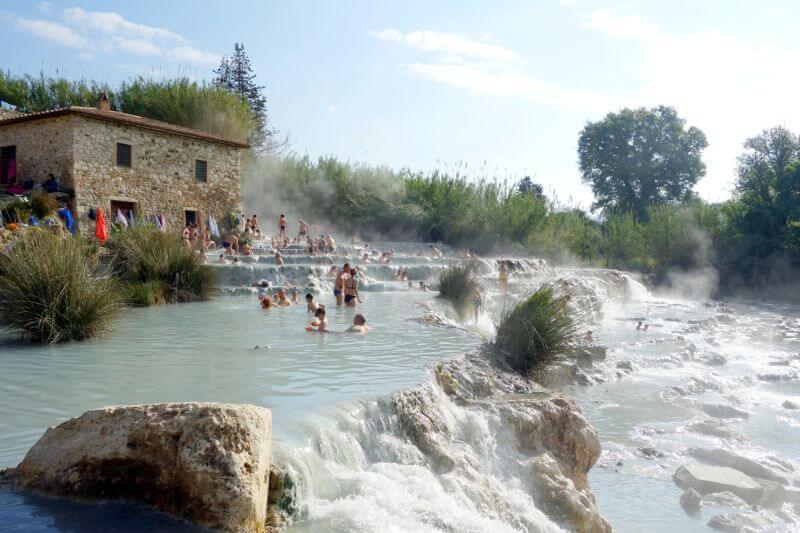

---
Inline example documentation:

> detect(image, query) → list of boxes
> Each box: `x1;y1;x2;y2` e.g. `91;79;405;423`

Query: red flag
95;207;108;243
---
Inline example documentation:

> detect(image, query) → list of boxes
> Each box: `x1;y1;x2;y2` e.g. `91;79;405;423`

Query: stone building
0;95;247;232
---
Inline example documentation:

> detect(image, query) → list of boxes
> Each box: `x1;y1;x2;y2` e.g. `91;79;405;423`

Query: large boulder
3;403;272;532
674;464;763;504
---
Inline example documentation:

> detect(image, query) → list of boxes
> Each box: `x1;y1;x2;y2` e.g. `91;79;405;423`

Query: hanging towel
127;210;135;226
157;213;167;232
116;209;129;227
57;207;76;235
209;215;220;238
95;208;108;243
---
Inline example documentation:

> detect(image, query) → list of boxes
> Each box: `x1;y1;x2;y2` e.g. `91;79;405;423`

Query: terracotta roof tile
0;106;250;149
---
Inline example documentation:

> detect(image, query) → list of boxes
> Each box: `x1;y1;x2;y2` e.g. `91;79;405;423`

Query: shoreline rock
2;403;271;532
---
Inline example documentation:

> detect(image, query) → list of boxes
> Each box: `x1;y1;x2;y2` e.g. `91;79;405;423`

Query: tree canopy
578;106;708;221
726;127;800;269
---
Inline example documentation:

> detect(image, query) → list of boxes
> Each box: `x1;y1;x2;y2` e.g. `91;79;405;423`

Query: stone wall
71;116;242;232
0;116;76;188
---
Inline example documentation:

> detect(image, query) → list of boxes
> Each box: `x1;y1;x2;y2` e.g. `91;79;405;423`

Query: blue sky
2;0;799;207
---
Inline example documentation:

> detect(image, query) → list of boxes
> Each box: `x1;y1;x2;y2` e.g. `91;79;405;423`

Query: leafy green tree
722;127;800;280
578;106;708;221
734;127;799;245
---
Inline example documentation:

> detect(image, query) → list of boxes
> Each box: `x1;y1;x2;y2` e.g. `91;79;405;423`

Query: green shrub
0;231;123;343
28;191;59;219
438;264;478;315
120;280;165;306
494;287;578;374
106;226;217;303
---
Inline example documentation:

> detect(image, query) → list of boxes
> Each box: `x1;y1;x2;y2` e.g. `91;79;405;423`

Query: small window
195;159;207;182
116;143;132;167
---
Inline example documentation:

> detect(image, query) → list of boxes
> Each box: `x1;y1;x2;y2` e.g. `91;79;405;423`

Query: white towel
116;209;128;227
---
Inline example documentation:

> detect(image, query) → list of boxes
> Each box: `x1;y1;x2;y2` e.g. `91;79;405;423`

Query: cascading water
2;239;798;531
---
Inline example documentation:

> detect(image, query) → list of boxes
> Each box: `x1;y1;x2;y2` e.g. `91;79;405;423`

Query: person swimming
292;287;299;304
344;268;361;307
261;295;274;309
472;288;482;323
346;313;371;333
636;320;643;331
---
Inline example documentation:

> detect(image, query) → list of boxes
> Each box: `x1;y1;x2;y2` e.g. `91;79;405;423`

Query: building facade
0;100;247;232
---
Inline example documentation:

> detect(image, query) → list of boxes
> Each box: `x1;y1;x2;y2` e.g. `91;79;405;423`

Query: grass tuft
493;287;578;374
438;264;478;316
0;231;123;343
106;226;217;303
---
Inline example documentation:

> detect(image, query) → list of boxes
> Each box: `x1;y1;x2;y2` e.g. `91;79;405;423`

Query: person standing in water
344;268;362;307
298;219;309;238
278;214;288;238
498;262;509;293
308;307;329;332
334;263;350;306
306;293;320;312
472;288;482;323
276;289;292;307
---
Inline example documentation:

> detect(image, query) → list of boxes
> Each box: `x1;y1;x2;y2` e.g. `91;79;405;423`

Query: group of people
255;268;369;334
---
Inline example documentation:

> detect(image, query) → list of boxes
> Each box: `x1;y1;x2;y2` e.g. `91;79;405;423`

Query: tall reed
0;231;122;343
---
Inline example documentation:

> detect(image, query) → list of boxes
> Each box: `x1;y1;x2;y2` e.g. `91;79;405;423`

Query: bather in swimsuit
344;294;355;304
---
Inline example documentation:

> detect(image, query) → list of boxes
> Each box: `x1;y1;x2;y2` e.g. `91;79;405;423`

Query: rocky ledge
0;403;272;532
418;350;611;532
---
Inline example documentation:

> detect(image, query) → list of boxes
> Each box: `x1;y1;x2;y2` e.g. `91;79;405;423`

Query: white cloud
372;28;520;64
583;9;800;200
168;46;220;66
16;18;87;48
63;7;184;44
13;6;218;66
37;1;52;14
406;62;613;110
114;37;162;56
373;28;610;112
